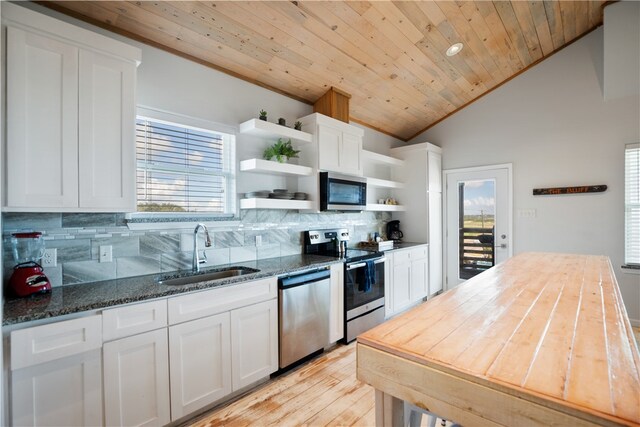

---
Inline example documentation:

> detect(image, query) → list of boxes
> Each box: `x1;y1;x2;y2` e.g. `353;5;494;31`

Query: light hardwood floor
186;326;640;427
185;342;442;427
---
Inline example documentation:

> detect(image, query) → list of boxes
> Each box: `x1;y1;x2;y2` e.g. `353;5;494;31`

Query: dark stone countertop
387;241;429;250
3;254;342;326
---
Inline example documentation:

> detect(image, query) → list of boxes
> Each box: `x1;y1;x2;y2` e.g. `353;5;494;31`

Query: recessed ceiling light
446;43;464;57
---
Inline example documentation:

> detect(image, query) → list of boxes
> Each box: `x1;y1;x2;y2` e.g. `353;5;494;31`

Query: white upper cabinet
317;124;343;172
428;151;442;192
78;50;136;210
3;3;141;212
299;113;364;177
340;131;363;175
6;26;79;209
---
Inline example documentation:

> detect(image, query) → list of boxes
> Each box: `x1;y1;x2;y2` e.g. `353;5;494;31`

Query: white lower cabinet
169;312;232;421
410;253;429;301
230;299;278;390
103;329;171;427
392;256;412;314
10;316;104;426
12;349;103;427
387;245;430;317
8;276;281;426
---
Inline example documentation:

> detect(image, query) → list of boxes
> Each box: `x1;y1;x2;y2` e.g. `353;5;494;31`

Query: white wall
604;1;640;100
409;27;640;323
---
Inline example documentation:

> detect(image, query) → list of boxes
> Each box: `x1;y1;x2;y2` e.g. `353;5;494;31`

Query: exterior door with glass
444;165;512;289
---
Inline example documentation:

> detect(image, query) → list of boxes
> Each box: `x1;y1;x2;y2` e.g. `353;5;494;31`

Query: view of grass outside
137;203;186;212
463;214;495;229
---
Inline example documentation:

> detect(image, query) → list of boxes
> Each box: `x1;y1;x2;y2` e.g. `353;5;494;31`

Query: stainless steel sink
157;267;260;286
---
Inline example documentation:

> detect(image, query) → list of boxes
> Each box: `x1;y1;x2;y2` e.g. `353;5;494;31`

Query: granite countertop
3;254;342;326
386;241;428;250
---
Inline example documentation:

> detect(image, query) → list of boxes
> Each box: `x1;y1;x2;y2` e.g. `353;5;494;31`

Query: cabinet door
410;257;429;301
6;26;79;209
230;299;278;390
429;192;443;294
329;263;344;342
317;124;342;172
169;312;231;420
428;151;442;192
103;329;171;427
392;261;412;314
78;50;136;211
340;131;363;176
12;349;103;427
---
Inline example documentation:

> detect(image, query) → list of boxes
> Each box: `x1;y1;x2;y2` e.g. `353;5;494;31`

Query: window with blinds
625;143;640;266
136;116;235;214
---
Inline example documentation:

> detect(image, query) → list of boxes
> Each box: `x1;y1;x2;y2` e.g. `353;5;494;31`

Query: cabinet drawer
410;246;428;260
393;250;411;265
103;299;167;341
168;277;277;325
11;315;102;370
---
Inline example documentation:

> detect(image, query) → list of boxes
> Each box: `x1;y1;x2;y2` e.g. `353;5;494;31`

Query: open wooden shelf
367;177;405;189
240;158;313;176
366;204;406;212
240;198;314;210
363;150;404;166
239;118;312;143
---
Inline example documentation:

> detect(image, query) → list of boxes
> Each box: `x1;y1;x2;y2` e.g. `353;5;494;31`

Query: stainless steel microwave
319;172;367;211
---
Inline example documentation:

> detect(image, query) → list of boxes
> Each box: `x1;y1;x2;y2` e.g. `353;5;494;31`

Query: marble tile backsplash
2;211;390;287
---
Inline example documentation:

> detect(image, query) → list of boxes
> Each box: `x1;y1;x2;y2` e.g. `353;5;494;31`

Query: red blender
9;232;51;297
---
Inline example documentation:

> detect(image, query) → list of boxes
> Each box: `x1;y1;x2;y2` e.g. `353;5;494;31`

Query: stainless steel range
304;229;386;343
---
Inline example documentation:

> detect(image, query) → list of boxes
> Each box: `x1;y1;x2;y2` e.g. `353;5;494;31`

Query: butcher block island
357;253;640;427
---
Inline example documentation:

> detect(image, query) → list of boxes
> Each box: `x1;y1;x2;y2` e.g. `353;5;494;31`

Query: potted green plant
263;138;300;163
259;109;267;121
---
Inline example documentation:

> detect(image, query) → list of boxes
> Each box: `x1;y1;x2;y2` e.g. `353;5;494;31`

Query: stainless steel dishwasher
278;267;331;370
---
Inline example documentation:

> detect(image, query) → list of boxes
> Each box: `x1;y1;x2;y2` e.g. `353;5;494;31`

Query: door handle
499;243;507;249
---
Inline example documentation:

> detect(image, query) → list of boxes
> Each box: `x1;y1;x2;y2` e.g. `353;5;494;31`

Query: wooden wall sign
533;185;607;196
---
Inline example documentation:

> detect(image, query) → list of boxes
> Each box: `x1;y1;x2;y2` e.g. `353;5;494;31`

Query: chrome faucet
192;223;212;272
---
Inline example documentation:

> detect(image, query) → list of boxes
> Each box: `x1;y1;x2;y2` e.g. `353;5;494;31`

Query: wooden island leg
375;389;405;426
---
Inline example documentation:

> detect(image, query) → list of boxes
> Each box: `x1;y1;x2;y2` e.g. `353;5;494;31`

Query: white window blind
625;143;640;265
136;117;235;214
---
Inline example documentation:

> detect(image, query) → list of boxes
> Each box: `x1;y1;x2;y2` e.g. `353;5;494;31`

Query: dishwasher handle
279;268;331;289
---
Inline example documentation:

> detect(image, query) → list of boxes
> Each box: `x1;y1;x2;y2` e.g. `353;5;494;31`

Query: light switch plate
100;245;113;263
518;209;537;218
42;248;57;267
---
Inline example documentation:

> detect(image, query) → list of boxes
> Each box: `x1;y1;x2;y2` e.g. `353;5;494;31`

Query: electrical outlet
99;245;113;263
255;235;262;246
42;248;57;267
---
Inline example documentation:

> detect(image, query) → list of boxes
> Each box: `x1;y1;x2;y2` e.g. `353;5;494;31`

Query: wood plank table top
357;252;640;426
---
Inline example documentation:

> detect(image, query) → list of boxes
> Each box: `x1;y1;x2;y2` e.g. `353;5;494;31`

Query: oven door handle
346;257;386;270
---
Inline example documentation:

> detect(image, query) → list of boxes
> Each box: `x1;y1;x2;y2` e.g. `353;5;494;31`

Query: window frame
130;106;237;220
624;142;640;271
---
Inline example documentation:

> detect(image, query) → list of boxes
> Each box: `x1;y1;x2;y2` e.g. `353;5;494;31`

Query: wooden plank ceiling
43;1;606;141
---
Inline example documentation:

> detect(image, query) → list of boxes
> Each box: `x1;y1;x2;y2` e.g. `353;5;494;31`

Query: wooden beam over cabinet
314;87;351;124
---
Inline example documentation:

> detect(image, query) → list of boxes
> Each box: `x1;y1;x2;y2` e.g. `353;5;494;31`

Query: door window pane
458;179;496;279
